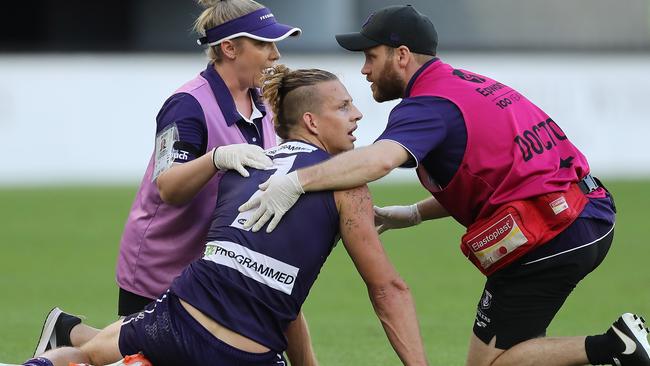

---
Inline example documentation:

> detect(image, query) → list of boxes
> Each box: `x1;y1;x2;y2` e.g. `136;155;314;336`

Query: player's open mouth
348;126;357;141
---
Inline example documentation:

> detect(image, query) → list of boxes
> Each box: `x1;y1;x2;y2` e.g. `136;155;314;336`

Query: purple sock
23;357;54;366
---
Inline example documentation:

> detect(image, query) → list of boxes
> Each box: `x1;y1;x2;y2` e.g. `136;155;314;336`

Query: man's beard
372;60;405;102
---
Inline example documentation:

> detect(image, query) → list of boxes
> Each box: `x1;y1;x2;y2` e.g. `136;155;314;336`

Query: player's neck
286;132;326;152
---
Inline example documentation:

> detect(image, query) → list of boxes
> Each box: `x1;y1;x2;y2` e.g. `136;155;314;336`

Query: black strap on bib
577;174;599;194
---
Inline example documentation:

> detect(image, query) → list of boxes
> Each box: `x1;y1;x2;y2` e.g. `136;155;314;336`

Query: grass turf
0;180;648;365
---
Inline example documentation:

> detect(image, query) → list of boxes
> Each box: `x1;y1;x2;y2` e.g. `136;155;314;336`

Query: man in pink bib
238;5;649;366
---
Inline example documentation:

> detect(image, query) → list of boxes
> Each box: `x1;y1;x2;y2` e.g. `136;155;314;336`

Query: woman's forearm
156;152;217;205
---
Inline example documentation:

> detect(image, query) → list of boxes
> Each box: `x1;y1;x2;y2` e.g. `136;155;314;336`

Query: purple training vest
116;74;277;299
411;60;590;227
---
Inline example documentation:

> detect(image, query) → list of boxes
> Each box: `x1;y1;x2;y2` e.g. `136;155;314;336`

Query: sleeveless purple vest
116;74;277;299
411;60;590;227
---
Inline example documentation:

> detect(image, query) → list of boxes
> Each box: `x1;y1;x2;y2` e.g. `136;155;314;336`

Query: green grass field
0;181;648;365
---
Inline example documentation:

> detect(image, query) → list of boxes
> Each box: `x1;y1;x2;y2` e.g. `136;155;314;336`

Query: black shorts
472;218;614;349
118;288;155;316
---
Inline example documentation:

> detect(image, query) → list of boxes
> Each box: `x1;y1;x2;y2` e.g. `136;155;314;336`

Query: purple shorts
118;292;286;366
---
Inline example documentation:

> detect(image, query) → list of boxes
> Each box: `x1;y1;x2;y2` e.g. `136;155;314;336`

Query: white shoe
610;313;650;366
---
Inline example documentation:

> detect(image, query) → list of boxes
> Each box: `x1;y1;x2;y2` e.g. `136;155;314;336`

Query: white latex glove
374;204;422;234
238;171;304;233
212;144;273;177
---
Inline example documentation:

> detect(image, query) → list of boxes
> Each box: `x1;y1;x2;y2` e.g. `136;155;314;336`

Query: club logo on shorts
480;290;493;309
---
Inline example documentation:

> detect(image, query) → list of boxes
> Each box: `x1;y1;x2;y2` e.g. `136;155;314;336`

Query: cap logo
362;13;375;28
260;13;274;21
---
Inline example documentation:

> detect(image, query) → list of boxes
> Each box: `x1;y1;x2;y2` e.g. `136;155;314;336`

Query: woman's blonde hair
262;64;338;139
194;0;265;63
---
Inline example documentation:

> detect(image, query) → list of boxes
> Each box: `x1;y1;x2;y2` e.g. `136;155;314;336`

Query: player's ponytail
261;65;338;139
194;0;265;62
261;65;291;139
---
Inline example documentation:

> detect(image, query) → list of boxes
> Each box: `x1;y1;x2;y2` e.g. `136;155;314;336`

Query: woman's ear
302;112;319;135
220;40;238;60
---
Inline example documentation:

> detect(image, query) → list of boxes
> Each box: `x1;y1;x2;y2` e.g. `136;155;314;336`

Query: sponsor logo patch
550;196;569;215
204;241;299;295
466;214;529;269
172;149;189;161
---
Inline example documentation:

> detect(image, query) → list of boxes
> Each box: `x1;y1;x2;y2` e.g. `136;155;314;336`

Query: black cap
335;5;437;55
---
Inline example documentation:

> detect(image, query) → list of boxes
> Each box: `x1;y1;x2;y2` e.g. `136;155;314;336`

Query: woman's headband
198;7;301;46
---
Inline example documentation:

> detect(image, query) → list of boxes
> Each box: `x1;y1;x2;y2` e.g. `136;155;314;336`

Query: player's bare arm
284;312;319;366
335;185;428;366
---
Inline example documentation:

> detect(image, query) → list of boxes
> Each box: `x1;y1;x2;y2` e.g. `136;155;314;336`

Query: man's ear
302;112;319;135
396;46;411;68
220;40;238;60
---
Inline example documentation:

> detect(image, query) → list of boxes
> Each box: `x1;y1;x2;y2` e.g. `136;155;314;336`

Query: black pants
473;218;615;349
118;287;155;316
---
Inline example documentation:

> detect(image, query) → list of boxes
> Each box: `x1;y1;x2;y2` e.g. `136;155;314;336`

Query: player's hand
374;204;422;234
212;144;273;177
238;171;304;232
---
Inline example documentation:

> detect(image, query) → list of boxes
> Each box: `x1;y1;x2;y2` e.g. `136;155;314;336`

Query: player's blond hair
261;65;338;139
194;0;265;63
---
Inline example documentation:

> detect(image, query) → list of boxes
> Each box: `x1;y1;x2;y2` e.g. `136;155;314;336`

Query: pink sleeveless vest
116;74;277;299
412;60;590;227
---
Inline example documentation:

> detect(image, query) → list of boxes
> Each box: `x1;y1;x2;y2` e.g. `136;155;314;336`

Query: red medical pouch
460;183;588;276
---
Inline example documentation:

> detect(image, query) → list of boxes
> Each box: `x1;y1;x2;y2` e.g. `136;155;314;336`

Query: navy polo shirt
155;63;267;163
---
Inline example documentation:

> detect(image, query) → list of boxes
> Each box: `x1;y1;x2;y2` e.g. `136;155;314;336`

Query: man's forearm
298;140;409;192
370;280;428;366
416;196;450;221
